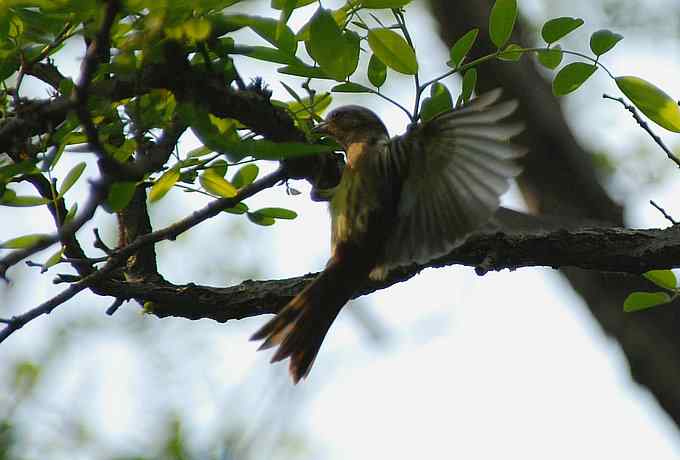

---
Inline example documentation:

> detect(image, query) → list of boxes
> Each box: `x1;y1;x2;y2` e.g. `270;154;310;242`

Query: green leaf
149;167;179;203
280;80;303;102
0;233;49;249
271;0;316;8
278;63;334;80
186;145;214;158
360;0;412;7
0;50;19;81
461;68;477;104
276;0;296;42
200;167;238;198
287;92;332;119
332;82;372;93
449;28;478;69
1;195;50;207
11;359;43;392
367;28;418;75
220;15;297;55
590;29;623;56
124;90;175;131
58;78;75;97
57;162;86;197
224;202;249;214
231;164;259;188
498;43;524;61
488;0;517;48
420;83;453;122
189;108;242;161
643;270;677;291
307;8;359;81
228;45;301;65
225;139;334;160
43;246;64;272
295;6;348;41
105;181;137;212
615;76;680;132
64;202;78;224
367;54;387;87
247;212;276;226
210;159;229;177
183;18;212;41
537;45;563;69
253;207;298;219
0;160;39;182
624;291;672;312
552;62;597;96
541;17;584;44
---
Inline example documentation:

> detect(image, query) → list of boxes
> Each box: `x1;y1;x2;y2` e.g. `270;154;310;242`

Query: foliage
0;0;677;251
624;270;678;312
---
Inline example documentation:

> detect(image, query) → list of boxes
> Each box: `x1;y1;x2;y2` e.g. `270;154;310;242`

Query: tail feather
250;258;362;383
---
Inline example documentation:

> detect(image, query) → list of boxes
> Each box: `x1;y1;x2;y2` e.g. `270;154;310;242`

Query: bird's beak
312;121;330;135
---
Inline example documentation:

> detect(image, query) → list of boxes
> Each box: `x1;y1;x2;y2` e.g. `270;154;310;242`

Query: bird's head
314;105;389;149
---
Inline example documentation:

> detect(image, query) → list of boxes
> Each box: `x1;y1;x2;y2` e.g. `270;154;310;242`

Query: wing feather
371;89;526;277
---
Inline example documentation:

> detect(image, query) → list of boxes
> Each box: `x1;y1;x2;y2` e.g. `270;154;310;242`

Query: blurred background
2;0;680;458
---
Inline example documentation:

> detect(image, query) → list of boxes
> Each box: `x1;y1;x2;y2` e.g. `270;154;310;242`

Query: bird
251;88;527;383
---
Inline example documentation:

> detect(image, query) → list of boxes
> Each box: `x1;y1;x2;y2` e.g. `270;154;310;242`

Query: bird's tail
250;257;362;383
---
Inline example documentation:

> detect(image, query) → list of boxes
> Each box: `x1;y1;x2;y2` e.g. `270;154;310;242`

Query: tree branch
68;223;680;325
0;0;121;280
115;117;189;280
0;53;341;186
0;167;287;343
603;94;680;169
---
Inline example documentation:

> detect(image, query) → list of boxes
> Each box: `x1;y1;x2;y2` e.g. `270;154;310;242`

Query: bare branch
650;200;678;225
603;93;680;169
0;280;89;343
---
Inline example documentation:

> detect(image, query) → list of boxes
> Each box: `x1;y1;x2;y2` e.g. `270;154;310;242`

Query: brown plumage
251;89;527;383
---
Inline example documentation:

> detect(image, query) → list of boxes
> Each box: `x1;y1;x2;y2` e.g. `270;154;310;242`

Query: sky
2;0;680;458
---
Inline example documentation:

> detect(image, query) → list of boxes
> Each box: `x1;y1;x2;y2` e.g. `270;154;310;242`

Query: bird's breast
329;143;395;252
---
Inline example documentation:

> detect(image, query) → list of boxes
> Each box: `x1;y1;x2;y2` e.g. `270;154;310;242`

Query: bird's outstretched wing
371;89;527;278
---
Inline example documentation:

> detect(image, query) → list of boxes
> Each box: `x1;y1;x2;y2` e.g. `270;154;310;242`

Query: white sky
2;0;680;458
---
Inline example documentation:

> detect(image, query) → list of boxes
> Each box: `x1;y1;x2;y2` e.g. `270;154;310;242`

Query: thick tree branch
79;223;680;325
116;118;189;280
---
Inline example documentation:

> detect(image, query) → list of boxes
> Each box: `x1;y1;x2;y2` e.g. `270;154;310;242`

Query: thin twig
0;167;287;343
106;298;125;315
650;200;678;225
603;94;680;169
393;9;419;121
72;0;120;163
0;0;121;281
0;179;108;280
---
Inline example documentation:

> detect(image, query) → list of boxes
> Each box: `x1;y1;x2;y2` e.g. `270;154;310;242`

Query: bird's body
251;89;527;382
